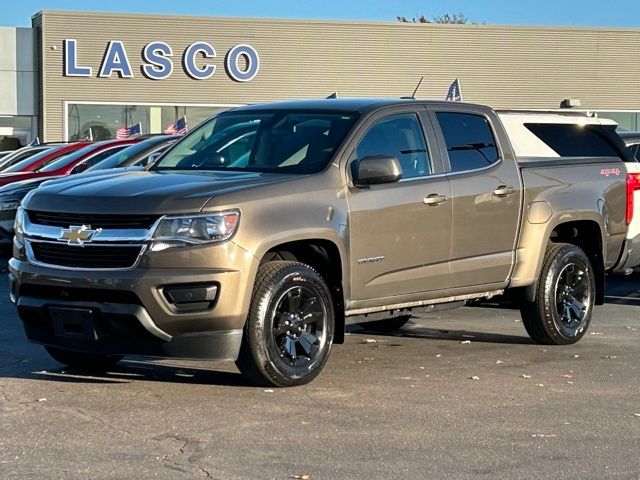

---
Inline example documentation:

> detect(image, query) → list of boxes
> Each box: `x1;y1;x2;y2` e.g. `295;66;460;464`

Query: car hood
24;169;298;214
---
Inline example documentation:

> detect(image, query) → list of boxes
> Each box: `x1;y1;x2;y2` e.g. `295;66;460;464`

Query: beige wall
35;10;640;141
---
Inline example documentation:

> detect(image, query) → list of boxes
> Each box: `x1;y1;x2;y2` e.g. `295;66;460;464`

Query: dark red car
0;143;88;176
0;139;143;188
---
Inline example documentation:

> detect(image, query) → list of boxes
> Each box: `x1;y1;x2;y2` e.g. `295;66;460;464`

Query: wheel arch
257;236;347;344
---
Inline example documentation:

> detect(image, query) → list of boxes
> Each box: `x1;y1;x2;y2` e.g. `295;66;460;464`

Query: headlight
14;206;25;243
150;210;240;251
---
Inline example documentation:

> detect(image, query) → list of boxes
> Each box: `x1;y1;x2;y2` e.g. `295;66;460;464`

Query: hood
24;169;298;214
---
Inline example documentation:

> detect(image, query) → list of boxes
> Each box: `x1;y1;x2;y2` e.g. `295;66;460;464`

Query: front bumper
8;241;258;360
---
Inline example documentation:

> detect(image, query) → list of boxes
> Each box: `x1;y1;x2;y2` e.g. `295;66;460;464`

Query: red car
0;139;143;188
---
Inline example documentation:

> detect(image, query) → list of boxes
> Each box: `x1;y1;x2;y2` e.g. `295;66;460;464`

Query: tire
45;346;123;370
357;315;411;333
520;243;595;345
236;261;335;387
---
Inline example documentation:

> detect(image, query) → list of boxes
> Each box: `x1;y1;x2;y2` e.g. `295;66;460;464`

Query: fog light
162;283;218;312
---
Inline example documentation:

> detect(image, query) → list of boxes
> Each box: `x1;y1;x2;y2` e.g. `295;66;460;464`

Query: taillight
626;173;640;224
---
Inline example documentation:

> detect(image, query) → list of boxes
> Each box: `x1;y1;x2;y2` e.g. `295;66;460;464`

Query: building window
67;104;233;141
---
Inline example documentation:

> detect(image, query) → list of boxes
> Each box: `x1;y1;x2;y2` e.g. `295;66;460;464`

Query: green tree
397;13;480;24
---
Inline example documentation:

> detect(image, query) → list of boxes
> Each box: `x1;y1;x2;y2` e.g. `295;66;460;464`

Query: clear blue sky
2;0;640;28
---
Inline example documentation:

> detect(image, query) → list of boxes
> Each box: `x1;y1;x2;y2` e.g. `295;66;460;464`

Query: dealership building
1;10;640;147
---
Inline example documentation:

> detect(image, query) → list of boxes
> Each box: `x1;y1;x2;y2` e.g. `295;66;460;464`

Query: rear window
525;123;623;158
436;112;501;173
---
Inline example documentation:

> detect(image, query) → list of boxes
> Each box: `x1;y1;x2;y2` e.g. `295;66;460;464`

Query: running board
345;289;504;317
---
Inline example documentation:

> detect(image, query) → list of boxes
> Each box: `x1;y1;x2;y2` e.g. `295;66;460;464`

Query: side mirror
144;152;162;166
351;155;403;187
71;163;89;174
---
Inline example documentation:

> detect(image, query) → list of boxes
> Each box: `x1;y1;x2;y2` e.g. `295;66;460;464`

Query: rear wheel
236;261;335;387
45;347;123;370
520;243;595;345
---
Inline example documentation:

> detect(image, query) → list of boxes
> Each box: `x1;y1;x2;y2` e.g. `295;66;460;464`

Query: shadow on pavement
0;356;254;387
350;322;533;345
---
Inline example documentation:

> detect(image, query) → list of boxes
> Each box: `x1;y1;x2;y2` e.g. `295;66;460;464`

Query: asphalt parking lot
1;262;639;480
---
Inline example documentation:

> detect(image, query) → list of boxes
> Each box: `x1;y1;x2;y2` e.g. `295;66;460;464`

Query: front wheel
520;243;595;345
236;261;335;387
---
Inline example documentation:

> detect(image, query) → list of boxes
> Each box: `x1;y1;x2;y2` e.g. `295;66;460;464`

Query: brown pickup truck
8;99;632;387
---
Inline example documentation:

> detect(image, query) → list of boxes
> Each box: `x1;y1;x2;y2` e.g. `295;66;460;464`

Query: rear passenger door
345;108;452;302
431;109;522;289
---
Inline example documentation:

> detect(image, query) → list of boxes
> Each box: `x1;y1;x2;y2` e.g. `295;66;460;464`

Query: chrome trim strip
25;239;147;272
23;214;159;242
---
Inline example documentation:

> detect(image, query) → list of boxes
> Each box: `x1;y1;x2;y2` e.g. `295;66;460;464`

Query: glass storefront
67;104;233;141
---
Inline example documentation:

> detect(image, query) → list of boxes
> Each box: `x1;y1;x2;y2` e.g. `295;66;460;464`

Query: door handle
493;185;516;197
424;194;448;206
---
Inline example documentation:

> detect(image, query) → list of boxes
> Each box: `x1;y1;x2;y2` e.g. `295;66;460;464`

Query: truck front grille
27;211;158;230
30;242;143;269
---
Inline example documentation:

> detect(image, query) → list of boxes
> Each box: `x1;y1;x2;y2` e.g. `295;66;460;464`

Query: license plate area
49;306;97;340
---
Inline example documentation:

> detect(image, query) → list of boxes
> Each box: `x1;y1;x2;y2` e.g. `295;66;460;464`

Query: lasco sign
63;39;260;82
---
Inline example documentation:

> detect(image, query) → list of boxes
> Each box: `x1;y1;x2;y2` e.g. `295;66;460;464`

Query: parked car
0;143;88;180
0;151;13;159
0;136;178;244
0;144;59;171
613;131;640;270
9;98;631;387
619;132;640;160
0;139;142;188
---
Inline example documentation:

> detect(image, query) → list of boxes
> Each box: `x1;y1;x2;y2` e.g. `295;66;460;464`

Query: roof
617;131;640;145
230;97;491;114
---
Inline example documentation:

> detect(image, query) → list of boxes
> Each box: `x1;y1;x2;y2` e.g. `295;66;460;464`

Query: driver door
345;108;452;303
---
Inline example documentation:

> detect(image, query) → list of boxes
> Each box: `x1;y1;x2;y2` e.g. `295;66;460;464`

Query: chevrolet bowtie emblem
59;225;102;246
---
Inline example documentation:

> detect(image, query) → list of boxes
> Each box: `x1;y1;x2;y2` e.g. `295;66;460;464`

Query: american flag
445;78;463;102
164;116;188;135
116;123;142;140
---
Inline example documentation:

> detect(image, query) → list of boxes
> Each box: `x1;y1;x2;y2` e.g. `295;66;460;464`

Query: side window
85;146;128;167
436;112;501;173
355;114;431;179
629;144;640;162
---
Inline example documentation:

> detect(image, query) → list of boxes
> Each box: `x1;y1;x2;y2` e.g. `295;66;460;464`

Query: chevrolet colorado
8;99;632;386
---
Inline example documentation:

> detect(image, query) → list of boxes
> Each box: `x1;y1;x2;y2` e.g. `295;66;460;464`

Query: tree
397;13;480;24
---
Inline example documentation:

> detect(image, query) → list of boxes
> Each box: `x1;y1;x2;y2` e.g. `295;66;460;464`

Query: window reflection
67;104;232;140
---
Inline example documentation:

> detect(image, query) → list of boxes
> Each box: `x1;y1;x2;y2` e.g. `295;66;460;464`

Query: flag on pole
164;116;188;135
116;123;142;140
445;78;463;102
80;128;93;142
28;137;40;147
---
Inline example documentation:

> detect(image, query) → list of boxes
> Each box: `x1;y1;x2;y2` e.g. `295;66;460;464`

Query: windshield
3;147;74;173
152;110;359;174
37;143;106;172
87;137;173;171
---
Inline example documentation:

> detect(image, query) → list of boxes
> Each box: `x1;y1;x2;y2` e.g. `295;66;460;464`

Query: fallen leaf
495;360;504;364
634;413;640;417
572;355;580;358
521;374;532;379
436;354;442;358
567;381;574;385
562;374;573;378
37;398;47;402
589;332;604;336
290;475;310;480
468;376;480;381
263;389;274;393
536;384;545;387
460;340;471;344
601;355;619;359
531;434;556;438
361;338;377;344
